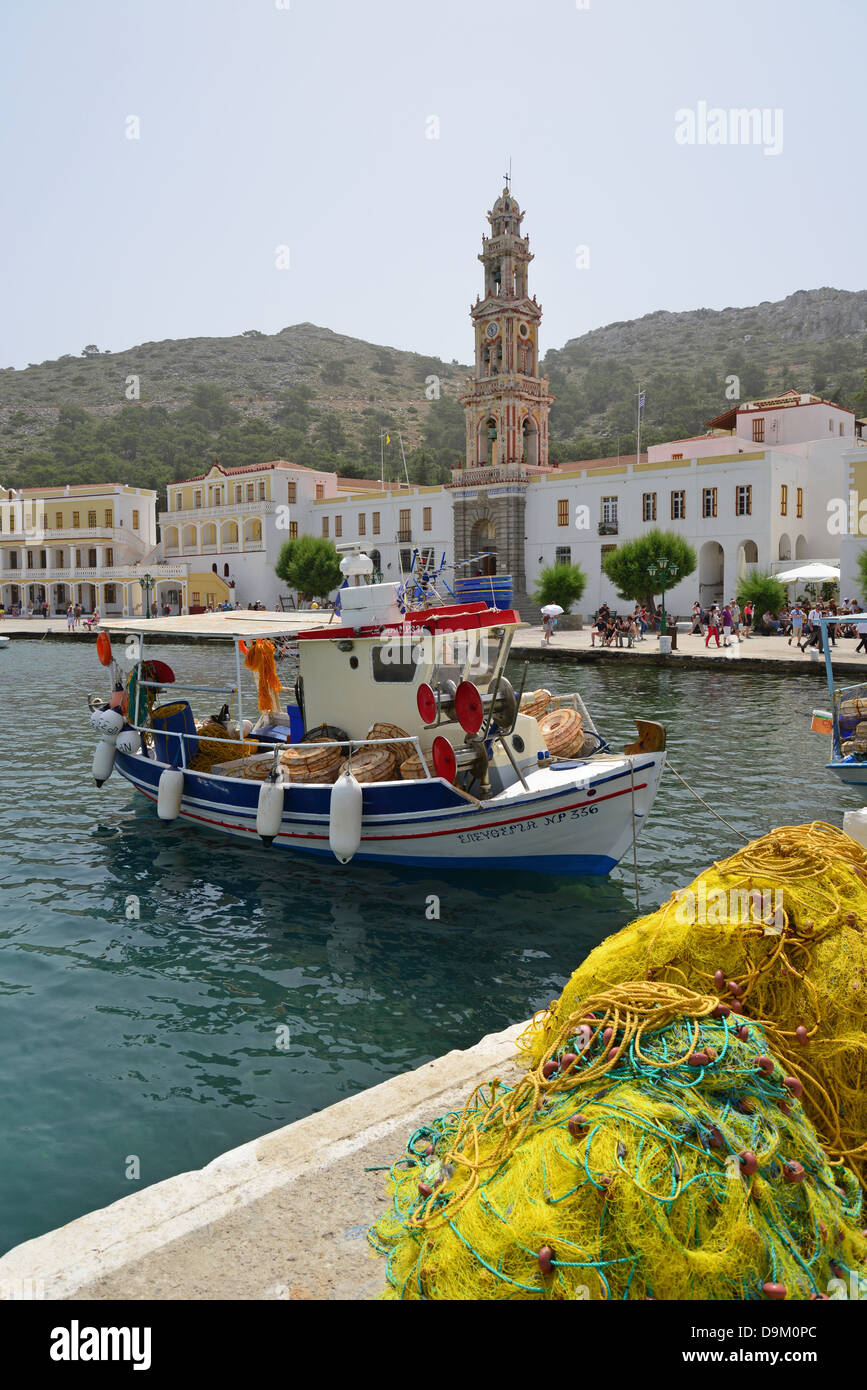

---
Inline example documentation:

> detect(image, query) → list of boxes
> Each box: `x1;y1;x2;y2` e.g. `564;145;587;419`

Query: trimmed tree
530;561;586;611
276;535;342;603
602;530;697;611
736;570;787;630
856;549;867;606
533;563;587;612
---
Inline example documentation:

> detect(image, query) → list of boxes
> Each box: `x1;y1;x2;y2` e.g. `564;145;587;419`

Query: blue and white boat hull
112;749;666;875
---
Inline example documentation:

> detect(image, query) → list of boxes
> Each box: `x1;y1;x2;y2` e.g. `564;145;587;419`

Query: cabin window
371;641;419;684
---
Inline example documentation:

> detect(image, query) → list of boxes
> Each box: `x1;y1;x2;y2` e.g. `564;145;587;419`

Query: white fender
90;707;125;742
157;767;185;821
256;774;285;845
843;809;867;851
116;729;142;755
92;740;117;786
329;768;363;864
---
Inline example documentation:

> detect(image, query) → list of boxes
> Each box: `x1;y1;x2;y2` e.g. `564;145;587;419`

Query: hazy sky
1;0;864;371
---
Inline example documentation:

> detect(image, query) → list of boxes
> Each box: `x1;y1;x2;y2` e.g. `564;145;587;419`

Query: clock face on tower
485;321;500;340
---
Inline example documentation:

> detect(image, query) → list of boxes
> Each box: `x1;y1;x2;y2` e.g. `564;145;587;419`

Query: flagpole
380;430;385;489
636;383;641;467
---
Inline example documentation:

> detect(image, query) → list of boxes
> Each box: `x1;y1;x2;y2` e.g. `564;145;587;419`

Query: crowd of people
579;595;867;654
589;602;671;648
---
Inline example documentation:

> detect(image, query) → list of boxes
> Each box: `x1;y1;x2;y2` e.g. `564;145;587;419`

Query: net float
777;1101;791;1116
537;1246;555;1277
795;1025;809;1045
707;1126;724;1151
783;1076;804;1098
739;1150;758;1175
542;1059;559;1079
602;1027;613;1046
576;1025;593;1052
704;1045;717;1061
735;1099;754;1115
809;1292;830;1301
762;1282;787;1301
418;1182;433;1198
567;1113;589;1138
736;1025;750;1041
714;969;725;988
755;1056;775;1073
559;1052;578;1072
712;1003;731;1018
727;980;742;996
608;1048;620;1061
783;1161;805;1184
687;1052;709;1067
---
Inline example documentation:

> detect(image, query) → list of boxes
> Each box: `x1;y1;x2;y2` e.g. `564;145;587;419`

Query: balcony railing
397;529;412;543
160;500;277;525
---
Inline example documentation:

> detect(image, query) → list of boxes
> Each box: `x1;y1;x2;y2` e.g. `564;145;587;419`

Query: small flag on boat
811;710;833;734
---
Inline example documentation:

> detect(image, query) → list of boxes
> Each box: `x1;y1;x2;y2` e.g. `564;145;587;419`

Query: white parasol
775;562;840;584
540;604;564;617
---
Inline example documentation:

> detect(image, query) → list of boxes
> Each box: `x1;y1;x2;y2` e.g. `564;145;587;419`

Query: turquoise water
0;639;859;1254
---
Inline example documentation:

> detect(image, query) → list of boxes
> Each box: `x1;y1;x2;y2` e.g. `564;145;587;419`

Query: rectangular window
829;418;834;433
27;549;33;568
194;491;202;509
736;484;752;516
601;496;617;524
176;494;183;510
670;490;685;520
358;514;366;536
235;485;242;503
72;511;80;528
258;481;266;499
423;506;432;532
104;584;116;603
840;423;845;437
642;492;657;522
289;521;298;539
399;549;413;573
132;509;139;530
192;591;200;605
105;548;113;566
555;546;571;566
39;549;46;568
796;487;803;519
315;484;324;501
88;510;97;527
557;498;569;527
372;511;381;535
399;508;411;542
601;543;617;571
288;483;297;504
322;517;329;537
104;508;113;527
55;511;62;529
671;453;683;461
372;642;417;684
752;418;765;443
75;549;81;567
335;515;342;538
780;484;788;517
246;484;254;502
88;549;96;566
702;487;717;519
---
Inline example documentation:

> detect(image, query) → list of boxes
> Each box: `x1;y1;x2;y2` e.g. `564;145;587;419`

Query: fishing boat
86;553;667;874
814;613;867;787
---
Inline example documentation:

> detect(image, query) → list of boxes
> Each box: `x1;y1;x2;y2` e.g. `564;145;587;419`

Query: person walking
689;601;704;636
856;617;867;655
730;599;742;641
789;604;805;647
721;603;734;647
705;606;721;648
742;600;753;637
541;611;556;646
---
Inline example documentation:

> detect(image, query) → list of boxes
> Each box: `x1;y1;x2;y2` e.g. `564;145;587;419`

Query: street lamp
647;555;679;636
142;572;154;617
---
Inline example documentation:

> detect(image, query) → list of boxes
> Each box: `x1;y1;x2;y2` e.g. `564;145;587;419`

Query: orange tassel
243;639;283;712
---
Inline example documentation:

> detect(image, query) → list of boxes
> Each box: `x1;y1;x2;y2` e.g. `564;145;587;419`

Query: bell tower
452;184;553;609
460;184;553;472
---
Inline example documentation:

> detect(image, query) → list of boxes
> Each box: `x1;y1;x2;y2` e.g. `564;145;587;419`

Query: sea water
0;640;856;1253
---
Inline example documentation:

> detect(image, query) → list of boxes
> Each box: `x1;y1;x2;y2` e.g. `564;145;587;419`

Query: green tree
856;551;867;607
533;563;587;612
275;535;342;602
602;530;696;609
736;570;787;628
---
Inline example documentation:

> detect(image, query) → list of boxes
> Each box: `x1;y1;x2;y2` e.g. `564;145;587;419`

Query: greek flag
638;391;646;411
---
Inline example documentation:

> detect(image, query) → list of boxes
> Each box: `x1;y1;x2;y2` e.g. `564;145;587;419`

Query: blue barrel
454;576;514;610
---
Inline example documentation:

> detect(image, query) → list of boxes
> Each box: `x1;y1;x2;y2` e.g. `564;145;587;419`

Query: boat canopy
98;611;334;641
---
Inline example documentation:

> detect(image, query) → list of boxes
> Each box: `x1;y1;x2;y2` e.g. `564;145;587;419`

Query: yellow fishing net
525;824;867;1185
370;982;867;1300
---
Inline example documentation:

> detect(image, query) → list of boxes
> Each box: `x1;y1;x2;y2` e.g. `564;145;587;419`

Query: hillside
2;289;866;500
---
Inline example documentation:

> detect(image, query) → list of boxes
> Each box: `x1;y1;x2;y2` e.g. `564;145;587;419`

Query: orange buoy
96;631;112;666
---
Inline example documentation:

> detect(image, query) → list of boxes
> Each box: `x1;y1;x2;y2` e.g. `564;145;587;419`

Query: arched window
212;563;217;573
223;564;229;577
